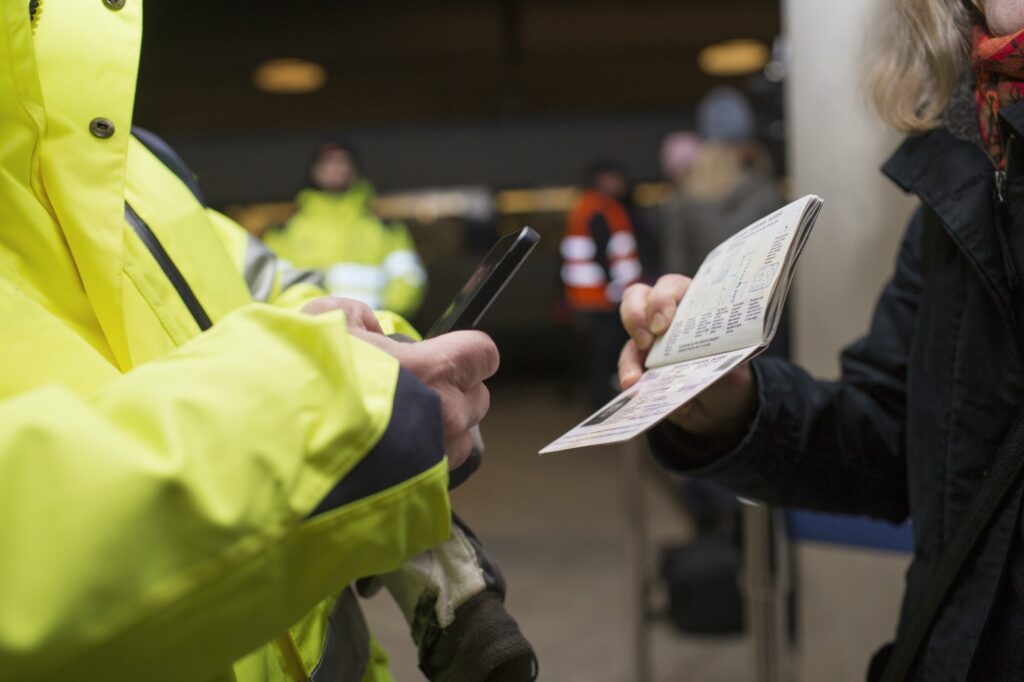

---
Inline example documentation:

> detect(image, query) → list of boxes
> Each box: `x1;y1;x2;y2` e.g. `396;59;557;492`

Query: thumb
424;331;500;389
618;340;645;389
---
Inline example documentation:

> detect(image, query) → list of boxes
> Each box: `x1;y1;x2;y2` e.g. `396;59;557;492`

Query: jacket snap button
102;0;126;9
89;117;116;139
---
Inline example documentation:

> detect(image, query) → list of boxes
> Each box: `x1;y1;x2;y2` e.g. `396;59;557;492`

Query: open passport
540;194;823;454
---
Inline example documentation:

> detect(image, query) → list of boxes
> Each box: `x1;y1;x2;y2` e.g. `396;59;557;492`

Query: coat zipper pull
994;189;1020;290
996;169;1008;205
995;133;1020;291
991;132;1015;288
999;132;1017;206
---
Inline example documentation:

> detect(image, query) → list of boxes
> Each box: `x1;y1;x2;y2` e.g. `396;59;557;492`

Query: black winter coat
652;101;1024;681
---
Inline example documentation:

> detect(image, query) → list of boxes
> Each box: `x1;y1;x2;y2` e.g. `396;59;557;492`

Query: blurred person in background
659;87;784;278
656;89;787;531
621;0;1024;679
654;114;784;633
657;130;702;275
655;95;790;530
561;159;643;408
659;130;703;197
0;2;538;681
264;141;428;319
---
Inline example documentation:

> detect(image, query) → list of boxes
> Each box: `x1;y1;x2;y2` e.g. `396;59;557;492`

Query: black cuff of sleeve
312;368;444;516
647;357;775;478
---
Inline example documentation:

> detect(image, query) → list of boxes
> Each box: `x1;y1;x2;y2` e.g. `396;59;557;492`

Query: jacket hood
1;0;144;369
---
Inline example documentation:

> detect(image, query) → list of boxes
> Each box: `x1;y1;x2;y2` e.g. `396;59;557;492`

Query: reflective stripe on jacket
560;189;642;311
0;2;450;680
264;186;427;318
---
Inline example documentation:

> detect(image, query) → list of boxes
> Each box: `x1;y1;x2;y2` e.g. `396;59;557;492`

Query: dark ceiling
134;0;780;134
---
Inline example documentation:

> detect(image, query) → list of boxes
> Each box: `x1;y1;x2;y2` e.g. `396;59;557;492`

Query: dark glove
418;589;538;682
368;515;538;682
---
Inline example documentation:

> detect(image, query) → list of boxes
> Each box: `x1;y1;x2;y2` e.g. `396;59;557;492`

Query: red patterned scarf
974;24;1024;169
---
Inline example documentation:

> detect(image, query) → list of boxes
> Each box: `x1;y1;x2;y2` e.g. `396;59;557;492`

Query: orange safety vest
561;189;642;311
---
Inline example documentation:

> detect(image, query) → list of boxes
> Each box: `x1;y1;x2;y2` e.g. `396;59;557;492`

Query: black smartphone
426;226;539;490
426;226;540;338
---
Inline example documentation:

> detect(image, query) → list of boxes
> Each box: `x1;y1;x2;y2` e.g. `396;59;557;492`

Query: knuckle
442;353;461;383
448;433;473;469
649;287;674;307
442;408;465;438
622;300;649;329
623;283;650;304
477;396;490;426
623;282;650;300
428;346;459;386
623;300;646;321
477;383;491;415
651;277;690;308
436;388;462;433
457;331;500;381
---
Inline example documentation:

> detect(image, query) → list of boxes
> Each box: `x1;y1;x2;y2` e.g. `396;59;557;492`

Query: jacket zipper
994;133;1020;291
996;134;1013;205
124;202;213;331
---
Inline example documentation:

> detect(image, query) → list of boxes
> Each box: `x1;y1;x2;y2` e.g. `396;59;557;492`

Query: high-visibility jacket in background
560;189;643;311
264;185;428;319
0;1;451;680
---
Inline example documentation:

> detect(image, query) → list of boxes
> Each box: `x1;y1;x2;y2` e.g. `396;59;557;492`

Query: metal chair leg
622;437;653;682
741;502;791;682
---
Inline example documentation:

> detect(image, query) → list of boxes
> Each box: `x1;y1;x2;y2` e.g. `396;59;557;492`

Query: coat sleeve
650;208;925;522
206;208;329;310
0;304;451;682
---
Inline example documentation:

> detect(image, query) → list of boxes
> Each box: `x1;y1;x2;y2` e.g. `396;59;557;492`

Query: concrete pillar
785;0;916;376
783;1;916;680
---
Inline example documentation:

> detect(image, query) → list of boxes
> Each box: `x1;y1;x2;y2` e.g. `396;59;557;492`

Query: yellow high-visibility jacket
263;185;427;319
0;2;451;681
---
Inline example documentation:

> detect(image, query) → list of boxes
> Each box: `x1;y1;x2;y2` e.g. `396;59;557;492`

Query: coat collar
882;124;1021;334
29;0;142;370
1001;98;1024;141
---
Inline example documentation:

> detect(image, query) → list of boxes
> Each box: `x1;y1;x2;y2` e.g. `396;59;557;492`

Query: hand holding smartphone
427;227;539;487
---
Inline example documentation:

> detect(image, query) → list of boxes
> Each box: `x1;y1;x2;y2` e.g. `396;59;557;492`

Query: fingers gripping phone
428;227;540;488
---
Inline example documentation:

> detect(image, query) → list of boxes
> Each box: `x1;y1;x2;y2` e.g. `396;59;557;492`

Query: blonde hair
867;0;972;133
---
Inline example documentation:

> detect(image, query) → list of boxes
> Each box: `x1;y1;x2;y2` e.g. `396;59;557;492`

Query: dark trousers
579;310;628;411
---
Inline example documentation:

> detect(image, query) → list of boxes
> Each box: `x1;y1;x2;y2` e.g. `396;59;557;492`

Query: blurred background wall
161;113;691;204
136;1;781;199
